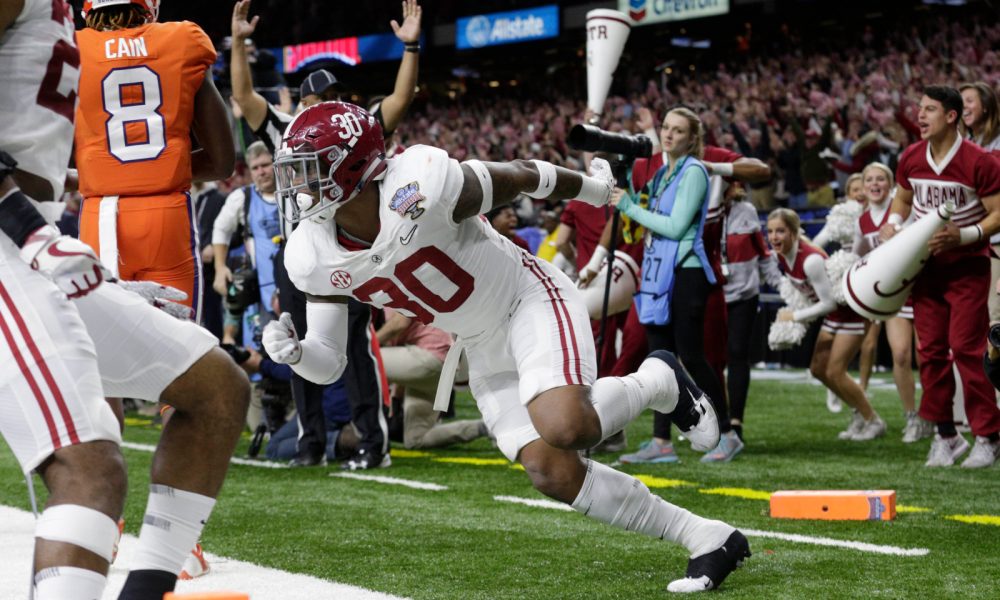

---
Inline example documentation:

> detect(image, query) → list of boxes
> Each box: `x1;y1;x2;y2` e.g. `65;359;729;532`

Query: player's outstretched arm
192;71;236;182
380;0;422;134
262;295;350;385
230;0;268;130
729;157;771;183
452;158;614;222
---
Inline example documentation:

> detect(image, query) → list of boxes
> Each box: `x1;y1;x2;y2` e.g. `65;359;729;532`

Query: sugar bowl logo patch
389;181;426;220
330;270;353;289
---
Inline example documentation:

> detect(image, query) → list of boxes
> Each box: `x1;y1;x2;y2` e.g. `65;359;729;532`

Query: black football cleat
643;350;720;452
667;530;751;593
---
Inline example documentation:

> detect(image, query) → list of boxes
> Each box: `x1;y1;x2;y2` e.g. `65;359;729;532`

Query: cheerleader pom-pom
825;250;859;305
823;202;864;245
778;277;812;312
768;319;808;350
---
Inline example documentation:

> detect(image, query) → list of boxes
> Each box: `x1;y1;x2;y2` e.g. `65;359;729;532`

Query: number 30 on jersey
101;66;166;162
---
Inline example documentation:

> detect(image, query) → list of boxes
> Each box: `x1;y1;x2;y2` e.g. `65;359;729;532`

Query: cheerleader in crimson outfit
768;208;886;441
852;163;932;443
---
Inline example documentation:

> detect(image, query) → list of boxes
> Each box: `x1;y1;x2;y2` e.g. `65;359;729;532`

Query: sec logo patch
330;270;353;288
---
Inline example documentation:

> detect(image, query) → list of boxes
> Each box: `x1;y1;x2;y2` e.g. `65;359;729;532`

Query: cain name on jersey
286;145;527;339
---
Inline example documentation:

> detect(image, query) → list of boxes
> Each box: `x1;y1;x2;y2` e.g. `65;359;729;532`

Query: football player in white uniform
0;2;125;598
0;1;250;598
266;101;750;593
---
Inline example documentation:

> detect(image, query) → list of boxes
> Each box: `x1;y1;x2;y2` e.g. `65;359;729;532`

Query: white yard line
494;495;574;511
741;528;929;556
0;506;409;600
120;441;290;469
330;472;448;491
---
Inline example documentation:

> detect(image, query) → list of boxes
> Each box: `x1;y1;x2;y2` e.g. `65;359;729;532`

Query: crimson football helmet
82;0;160;22
274;101;387;224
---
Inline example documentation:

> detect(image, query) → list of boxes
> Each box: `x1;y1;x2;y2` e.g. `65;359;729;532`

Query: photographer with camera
223;341;357;462
212;141;281;344
609;107;727;463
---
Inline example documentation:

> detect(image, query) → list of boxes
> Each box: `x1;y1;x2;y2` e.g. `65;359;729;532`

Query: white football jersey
286;145;528;338
0;0;78;200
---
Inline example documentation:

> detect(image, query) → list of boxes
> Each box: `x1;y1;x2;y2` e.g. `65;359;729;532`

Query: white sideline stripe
121;441;289;469
494;495;574;511
0;505;409;600
331;472;448;490
742;528;930;556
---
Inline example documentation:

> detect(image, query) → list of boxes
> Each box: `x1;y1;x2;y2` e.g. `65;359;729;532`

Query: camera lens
989;323;1000;349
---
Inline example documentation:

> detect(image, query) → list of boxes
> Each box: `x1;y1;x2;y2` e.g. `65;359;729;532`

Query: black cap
300;69;339;99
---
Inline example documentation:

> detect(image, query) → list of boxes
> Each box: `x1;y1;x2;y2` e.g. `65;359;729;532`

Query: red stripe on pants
0;283;63;449
524;257;582;386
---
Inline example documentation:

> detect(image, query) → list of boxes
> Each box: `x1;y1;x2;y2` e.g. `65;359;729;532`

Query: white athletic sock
34;566;107;600
590;366;677;441
129;484;216;574
571;459;732;557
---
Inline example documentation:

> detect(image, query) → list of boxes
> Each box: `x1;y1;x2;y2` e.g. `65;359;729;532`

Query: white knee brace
35;504;119;562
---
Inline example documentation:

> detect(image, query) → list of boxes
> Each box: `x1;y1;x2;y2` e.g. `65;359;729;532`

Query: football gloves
116;280;193;321
20;225;109;298
262;312;302;364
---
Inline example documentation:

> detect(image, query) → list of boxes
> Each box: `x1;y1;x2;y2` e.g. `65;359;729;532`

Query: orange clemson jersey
74;21;215;198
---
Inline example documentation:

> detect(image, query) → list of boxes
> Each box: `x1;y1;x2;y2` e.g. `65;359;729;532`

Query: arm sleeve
975;152;1000;198
617;167;707;240
292;302;350;385
211;189;245;245
792;254;838;321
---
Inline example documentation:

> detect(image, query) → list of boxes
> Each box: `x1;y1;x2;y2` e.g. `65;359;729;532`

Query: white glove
577;157;615;207
117;280;194;321
589;157;614;182
262;312;302;364
20;225;110;298
576;244;609;288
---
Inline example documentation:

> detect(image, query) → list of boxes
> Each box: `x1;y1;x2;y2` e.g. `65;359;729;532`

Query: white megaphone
580;250;641;320
586;9;631;119
842;202;954;320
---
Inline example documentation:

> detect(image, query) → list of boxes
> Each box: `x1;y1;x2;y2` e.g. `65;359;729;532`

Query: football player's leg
72;283;248;598
0;258;124;599
517;440;748;592
511;267;715;451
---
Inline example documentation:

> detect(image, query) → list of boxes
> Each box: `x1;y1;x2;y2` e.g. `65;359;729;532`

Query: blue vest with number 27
634;159;715;326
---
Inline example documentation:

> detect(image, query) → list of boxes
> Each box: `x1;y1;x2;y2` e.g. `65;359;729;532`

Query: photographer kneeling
226;342;358;461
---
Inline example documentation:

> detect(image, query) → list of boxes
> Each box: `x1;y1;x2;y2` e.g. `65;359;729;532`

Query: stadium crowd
394;15;1000;210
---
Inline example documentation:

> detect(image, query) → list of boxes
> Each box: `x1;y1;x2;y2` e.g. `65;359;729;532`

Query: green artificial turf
2;372;999;598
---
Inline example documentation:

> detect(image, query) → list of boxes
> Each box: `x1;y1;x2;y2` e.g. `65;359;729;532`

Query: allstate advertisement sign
456;5;559;49
622;0;729;26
